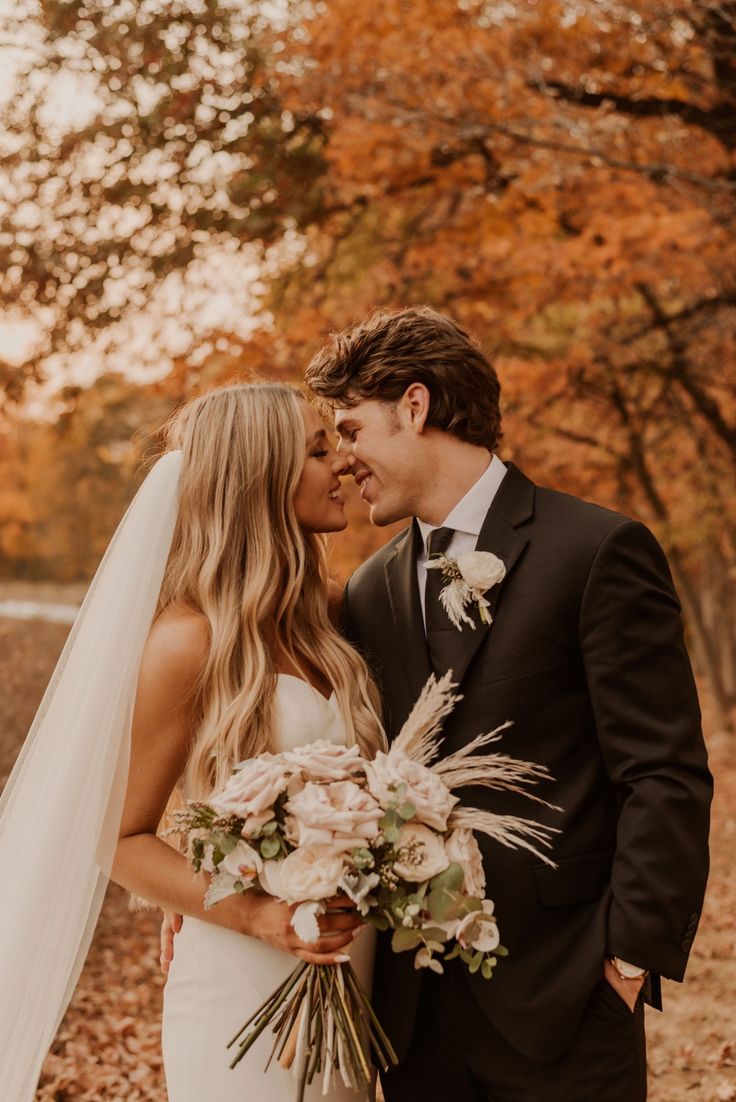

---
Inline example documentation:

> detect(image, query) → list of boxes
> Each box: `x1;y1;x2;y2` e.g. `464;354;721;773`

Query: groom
303;306;712;1101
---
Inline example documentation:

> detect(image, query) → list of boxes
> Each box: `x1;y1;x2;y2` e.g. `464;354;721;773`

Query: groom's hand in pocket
603;957;646;1012
160;911;183;976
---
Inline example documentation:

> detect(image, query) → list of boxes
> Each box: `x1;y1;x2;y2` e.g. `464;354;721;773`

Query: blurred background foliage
0;0;735;727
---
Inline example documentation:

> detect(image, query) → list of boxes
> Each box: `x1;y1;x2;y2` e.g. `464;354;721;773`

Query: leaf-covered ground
1;615;733;1101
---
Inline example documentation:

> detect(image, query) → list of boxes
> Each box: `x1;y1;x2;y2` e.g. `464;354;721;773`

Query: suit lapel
384;521;433;700
383;464;535;695
440;462;535;687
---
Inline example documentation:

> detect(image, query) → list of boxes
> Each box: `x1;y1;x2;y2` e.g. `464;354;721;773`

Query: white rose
210;754;289;828
277;844;346;903
219;840;263;883
281;740;365;782
445;828;486;898
365;750;458;832
456;551;506;593
455;900;500;953
286;780;382;850
392;822;450;883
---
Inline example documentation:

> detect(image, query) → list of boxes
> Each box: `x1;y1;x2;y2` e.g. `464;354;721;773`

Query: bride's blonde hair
158;382;385;800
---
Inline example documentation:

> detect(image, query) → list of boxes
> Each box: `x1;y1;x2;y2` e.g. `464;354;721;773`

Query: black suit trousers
380;963;647;1102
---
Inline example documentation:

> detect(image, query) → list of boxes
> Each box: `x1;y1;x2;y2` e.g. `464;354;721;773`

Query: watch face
614;959;646;979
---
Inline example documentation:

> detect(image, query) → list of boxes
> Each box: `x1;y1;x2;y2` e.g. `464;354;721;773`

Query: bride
0;382;385;1101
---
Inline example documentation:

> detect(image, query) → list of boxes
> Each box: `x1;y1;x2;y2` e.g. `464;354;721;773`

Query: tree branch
531;79;736;149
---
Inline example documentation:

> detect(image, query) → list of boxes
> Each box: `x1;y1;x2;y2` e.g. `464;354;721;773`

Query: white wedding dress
161;674;376;1102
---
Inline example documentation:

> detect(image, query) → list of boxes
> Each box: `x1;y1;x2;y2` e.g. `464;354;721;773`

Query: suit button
690;912;700;922
681;937;693;951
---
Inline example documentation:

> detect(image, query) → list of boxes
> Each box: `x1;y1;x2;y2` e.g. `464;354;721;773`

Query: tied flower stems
227;960;397;1101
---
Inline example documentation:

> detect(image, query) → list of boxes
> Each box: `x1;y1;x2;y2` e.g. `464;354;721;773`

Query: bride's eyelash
311;450;329;458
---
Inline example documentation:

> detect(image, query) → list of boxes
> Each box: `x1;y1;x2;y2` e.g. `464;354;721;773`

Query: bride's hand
160;911;183;975
237;891;365;965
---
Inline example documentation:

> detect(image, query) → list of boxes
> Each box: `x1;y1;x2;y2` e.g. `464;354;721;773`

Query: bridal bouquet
167;673;557;1100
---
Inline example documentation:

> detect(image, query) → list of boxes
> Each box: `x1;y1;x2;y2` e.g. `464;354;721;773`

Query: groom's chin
368;501;404;528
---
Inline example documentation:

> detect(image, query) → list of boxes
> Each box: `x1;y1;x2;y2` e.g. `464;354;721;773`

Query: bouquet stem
227;960;398;1101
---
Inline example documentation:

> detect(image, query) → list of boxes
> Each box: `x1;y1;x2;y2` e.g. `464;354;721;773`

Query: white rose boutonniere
426;550;506;631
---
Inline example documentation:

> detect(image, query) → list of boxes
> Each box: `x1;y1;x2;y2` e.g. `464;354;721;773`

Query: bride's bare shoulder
142;603;210;686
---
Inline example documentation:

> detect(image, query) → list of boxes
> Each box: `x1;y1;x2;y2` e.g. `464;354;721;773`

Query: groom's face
334;397;423;526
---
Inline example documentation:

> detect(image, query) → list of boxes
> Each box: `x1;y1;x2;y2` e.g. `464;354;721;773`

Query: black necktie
424;526;457;675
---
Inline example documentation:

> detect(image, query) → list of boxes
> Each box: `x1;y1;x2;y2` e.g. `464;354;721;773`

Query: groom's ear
401;383;431;435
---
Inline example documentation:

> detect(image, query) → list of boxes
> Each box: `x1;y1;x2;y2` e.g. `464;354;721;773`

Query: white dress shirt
416;454;507;626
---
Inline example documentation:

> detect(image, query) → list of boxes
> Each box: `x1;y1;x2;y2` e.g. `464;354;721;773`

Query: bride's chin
322;515;349;533
301;514;349;535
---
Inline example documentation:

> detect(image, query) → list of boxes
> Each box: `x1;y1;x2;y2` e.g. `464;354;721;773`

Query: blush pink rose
392;822;450;883
286;780;382;850
277;845;345;903
210;754;289;829
365;750;458;831
282;740;365;782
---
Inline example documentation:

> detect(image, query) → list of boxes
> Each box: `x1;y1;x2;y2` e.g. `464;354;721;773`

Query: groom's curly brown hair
304;306;503;451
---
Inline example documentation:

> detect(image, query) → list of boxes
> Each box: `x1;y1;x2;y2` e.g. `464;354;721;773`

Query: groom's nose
332;450;351;475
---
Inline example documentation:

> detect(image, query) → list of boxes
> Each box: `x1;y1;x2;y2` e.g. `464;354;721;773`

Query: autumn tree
0;0;325;403
0;373;179;580
2;0;735;721
244;0;734;724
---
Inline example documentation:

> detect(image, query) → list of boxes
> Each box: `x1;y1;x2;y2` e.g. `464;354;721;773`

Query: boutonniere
426;550;506;631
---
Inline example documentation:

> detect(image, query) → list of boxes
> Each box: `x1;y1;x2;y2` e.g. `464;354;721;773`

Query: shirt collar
417;454;507;555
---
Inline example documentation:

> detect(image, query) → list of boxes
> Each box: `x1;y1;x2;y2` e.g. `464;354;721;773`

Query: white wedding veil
0;450;183;1100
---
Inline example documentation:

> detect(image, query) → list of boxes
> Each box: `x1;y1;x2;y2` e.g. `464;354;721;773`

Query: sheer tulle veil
0;450;183;1100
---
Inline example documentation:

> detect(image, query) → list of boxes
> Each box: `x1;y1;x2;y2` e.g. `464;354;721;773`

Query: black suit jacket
344;463;712;1063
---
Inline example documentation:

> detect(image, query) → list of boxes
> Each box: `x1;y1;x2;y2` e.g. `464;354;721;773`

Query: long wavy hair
157;382;385;800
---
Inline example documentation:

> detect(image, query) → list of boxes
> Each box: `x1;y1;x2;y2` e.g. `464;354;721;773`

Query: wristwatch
608;956;648;980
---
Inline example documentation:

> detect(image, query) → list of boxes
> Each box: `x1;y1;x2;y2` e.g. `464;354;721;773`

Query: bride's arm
112;606;361;964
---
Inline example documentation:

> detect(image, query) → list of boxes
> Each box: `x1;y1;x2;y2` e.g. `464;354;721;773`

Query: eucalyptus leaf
379;809;402;842
351;847;374;870
391;927;422;953
469;950;483;974
260;836;281;859
457;895;483;915
421;926;450;944
212;831;238;855
429;863;464;894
